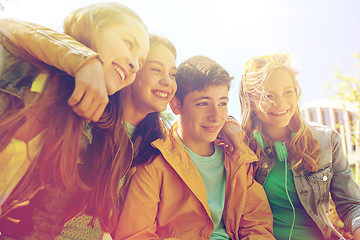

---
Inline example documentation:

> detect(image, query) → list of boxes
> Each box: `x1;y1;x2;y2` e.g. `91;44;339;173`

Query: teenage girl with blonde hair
239;53;360;239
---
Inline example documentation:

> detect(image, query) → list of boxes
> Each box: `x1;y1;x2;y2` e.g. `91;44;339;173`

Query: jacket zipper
36;30;89;58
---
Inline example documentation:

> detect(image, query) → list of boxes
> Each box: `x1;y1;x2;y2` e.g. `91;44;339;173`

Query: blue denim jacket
255;122;360;240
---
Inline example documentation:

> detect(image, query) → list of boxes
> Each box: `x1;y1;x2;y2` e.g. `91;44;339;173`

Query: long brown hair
63;2;146;231
0;70;85;217
1;2;147;233
239;55;320;172
82;90;132;231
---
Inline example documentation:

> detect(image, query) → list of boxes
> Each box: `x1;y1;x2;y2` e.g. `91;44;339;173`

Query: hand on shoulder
69;57;108;122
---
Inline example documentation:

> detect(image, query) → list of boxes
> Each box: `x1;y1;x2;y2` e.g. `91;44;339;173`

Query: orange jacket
115;123;274;240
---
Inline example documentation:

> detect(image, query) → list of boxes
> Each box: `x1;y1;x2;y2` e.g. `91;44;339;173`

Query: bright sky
2;0;360;120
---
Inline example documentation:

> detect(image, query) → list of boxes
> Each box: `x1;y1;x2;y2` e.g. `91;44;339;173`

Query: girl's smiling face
95;16;149;95
130;43;177;114
251;68;298;134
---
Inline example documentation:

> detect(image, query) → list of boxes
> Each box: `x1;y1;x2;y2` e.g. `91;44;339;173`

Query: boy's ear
170;96;181;115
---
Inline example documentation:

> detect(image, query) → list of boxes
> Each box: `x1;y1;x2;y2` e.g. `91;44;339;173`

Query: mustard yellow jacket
115;123;275;240
0;18;99;77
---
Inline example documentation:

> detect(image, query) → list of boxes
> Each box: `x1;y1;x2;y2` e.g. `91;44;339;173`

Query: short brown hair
175;55;233;103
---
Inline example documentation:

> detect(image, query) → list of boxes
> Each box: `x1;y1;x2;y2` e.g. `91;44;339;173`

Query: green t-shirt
125;121;136;139
181;142;230;240
263;156;323;240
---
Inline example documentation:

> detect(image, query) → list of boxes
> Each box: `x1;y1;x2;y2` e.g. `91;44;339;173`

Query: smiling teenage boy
115;56;275;240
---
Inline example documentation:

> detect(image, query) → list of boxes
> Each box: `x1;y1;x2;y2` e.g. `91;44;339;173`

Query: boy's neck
176;124;215;157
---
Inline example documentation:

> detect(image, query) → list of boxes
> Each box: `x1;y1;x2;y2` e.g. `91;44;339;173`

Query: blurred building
301;99;359;166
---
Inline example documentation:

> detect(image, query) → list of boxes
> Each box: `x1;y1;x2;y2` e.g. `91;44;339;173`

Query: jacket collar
152;122;211;217
152;122;259;215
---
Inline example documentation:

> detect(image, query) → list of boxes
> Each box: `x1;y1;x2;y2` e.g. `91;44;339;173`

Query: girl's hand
216;116;245;160
68;58;109;122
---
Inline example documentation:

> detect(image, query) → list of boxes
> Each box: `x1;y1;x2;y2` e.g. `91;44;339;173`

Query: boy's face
171;85;229;147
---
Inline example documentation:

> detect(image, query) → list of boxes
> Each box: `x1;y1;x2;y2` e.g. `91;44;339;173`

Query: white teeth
113;64;125;81
153;90;169;98
271;110;287;115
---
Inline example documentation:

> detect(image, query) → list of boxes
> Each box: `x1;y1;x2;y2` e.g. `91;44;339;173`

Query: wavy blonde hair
63;2;146;50
239;54;320;172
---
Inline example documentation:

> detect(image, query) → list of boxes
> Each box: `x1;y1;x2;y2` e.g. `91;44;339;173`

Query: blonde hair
63;2;146;49
239;55;320;172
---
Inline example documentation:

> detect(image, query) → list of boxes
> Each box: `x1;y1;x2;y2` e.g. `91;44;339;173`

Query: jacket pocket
306;166;333;203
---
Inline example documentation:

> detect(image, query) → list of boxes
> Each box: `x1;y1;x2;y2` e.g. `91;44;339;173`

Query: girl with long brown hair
0;2;149;238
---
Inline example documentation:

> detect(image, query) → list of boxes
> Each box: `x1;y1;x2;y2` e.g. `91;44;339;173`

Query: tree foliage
325;52;360;240
326;52;360;145
326;52;360;110
161;109;176;128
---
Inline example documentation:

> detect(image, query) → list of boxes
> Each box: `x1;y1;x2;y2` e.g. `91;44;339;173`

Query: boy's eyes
196;102;208;106
219;101;228;106
196;101;228;107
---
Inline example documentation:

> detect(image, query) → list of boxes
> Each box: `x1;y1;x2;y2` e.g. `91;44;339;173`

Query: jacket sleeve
0;18;99;76
113;164;162;240
329;131;360;233
237;163;275;240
